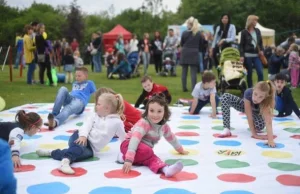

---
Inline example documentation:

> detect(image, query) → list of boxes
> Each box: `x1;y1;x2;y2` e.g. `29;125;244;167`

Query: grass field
1;64;300;110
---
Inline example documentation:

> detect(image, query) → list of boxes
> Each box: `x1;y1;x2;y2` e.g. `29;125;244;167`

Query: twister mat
1;103;300;194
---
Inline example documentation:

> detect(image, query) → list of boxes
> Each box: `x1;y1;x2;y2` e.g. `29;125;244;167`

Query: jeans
14;51;22;68
245;56;264;88
52;87;85;126
51;131;93;163
142;52;150;75
26;62;36;84
93;51;102;72
199;52;204;73
189;95;220;114
181;65;198;91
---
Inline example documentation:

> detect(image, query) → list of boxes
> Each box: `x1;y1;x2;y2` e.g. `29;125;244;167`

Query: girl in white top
129;34;139;54
36;93;126;174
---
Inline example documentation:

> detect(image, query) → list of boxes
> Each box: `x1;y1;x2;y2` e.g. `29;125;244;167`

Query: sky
6;0;181;14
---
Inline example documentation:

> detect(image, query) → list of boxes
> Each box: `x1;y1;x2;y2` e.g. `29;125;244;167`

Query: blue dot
89;186;131;194
110;137;118;143
221;190;254;194
179;139;199;145
23;134;42;140
27;182;70;194
37;110;51;114
242;117;247;120
53;135;70;141
214;140;241;147
9;110;18;113
155;188;196;194
181;115;200;120
273;117;293;121
256;142;285;149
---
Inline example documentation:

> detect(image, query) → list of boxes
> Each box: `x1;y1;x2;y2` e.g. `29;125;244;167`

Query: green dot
178;125;200;130
268;162;300;171
76;122;84;127
212;126;235;131
165;159;198;166
216;159;250;168
283;128;300;133
81;157;100;162
21;152;50;160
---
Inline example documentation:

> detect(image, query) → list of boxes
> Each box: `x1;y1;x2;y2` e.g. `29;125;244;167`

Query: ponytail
186;16;199;36
15;110;42;131
115;94;125;120
98;93;125;120
255;81;275;115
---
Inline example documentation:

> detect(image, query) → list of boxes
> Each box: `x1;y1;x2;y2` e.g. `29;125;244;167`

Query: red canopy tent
102;24;132;51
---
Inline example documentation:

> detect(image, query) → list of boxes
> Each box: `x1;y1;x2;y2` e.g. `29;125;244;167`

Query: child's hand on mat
210;113;217;118
12;155;21;168
75;136;87;146
123;162;132;173
266;141;276;148
251;134;268;140
180;150;189;155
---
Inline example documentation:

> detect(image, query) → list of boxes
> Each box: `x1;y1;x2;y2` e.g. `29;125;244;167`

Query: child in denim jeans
46;67;96;130
63;47;75;84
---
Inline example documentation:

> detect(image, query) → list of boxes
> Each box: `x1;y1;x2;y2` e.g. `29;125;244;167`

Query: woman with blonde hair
240;15;264;88
180;16;203;92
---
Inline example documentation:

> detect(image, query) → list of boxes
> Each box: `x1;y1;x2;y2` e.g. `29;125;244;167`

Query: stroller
127;51;140;77
160;49;176;76
217;47;247;96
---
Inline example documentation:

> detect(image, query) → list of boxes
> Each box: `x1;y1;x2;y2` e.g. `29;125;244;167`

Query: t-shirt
191;82;216;101
244;88;260;112
71;80;96;105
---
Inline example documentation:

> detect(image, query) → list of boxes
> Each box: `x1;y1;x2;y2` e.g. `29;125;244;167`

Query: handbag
90;49;98;55
37;54;45;63
247;29;268;67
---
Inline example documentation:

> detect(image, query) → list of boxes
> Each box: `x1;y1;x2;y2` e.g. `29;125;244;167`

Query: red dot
48;108;53;110
160;171;198;182
239;112;246;115
14;164;36;173
23;106;38;109
217;113;223;115
291;135;300;140
39;127;53;132
276;175;300;186
213;134;238;138
218;173;256;183
66;130;78;133
51;167;87;177
104;169;141;179
175;132;200;137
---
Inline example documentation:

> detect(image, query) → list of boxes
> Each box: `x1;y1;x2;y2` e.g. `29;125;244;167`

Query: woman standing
92;32;102;72
211;14;236;66
151;31;163;74
180;17;203;92
129;34;139;54
240;15;264;88
139;33;151;75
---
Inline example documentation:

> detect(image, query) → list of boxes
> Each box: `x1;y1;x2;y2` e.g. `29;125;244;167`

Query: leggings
221;93;265;131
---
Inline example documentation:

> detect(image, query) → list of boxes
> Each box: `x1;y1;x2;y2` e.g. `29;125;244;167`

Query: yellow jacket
23;34;36;64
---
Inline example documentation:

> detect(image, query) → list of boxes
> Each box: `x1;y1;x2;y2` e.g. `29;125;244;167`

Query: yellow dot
100;146;110;152
0;113;15;117
180;120;199;124
39;143;68;149
262;151;293;159
212;120;222;124
169;148;199;156
279;122;297;127
21;142;28;147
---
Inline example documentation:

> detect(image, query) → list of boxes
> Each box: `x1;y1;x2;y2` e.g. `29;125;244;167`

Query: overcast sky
7;0;181;14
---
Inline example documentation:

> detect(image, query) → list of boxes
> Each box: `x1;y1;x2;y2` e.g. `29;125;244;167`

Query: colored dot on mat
154;188;196;194
104;169;141;179
39;143;68;150
180;120;199;124
291;135;300;139
66;129;77;133
221;191;254;194
178;125;200;130
216;150;245;157
21;142;28;147
279;122;298;127
241;117;247;120
273;117;293;121
160;171;198;182
283;127;300;133
256;142;285;149
170;148;199;156
21;152;50;160
178;139;199;145
51;167;87;177
39;127;53;133
268;162;300;171
81;157;100;162
23;134;42;140
214;140;241;147
181;115;200;120
110;137;118;143
9;110;18;113
76;122;83;126
27;182;70;194
212;126;235;131
261;151;293;159
84;109;91;112
217;173;256;183
100;146;110;152
90;187;132;194
216;160;250;169
276;175;300;186
165;159;198;166
239;112;246;115
14;164;36;173
23;106;38;109
175;132;199;137
213;134;238;138
37;110;51;114
212;120;223;124
53;135;70;141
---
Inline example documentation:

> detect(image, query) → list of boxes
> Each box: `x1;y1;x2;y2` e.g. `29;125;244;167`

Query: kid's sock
36;149;52;157
162;161;183;177
59;158;75;175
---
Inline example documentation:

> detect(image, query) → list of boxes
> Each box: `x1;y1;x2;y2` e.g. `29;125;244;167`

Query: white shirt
9;128;24;156
129;39;139;53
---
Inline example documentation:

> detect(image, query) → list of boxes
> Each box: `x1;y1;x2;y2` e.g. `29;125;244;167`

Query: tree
0;0;6;6
145;0;163;16
64;0;84;43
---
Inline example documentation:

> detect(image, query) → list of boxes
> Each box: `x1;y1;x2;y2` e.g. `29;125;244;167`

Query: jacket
240;28;263;57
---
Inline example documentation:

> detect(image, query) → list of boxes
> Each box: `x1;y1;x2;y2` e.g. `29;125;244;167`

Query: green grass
1;64;300;110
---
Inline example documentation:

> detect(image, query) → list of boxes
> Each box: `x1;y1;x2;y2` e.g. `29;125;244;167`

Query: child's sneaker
59;158;75;175
36;149;52;157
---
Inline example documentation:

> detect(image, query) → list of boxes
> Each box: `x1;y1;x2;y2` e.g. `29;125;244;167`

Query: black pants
181;65;197;91
39;55;53;85
153;53;162;73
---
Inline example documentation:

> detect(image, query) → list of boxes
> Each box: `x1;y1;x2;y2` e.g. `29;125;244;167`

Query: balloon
0;96;6;111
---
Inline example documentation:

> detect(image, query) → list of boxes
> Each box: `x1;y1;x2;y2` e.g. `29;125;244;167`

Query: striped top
125;118;183;162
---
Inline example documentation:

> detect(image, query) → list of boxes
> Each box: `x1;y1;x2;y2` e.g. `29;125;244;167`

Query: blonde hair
254;81;275;115
94;87;116;103
290;43;299;52
186;16;199;35
97;93;124;117
74;50;80;57
245;15;259;29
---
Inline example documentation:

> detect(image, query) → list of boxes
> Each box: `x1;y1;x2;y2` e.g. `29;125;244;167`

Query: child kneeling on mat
36;93;126;174
219;81;276;147
119;94;189;177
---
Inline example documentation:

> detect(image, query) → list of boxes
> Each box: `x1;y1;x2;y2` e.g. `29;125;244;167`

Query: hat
107;48;114;53
165;57;171;61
